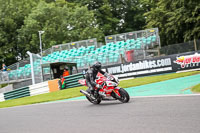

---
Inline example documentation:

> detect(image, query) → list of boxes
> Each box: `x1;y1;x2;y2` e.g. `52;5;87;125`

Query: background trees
0;0;39;64
69;0;150;35
144;0;200;46
17;1;103;59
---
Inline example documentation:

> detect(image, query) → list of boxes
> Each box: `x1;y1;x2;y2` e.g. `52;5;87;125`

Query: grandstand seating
38;34;158;69
4;33;158;81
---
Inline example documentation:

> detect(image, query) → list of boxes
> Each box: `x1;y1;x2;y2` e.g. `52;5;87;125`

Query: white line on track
131;93;200;99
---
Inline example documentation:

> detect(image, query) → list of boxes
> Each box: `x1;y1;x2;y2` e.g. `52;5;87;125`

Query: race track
0;95;200;133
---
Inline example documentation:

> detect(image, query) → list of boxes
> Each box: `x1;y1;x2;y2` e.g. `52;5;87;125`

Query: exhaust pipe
80;90;90;96
80;90;95;100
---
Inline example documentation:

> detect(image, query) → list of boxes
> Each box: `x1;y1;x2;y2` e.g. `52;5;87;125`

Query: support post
194;39;197;51
27;51;35;85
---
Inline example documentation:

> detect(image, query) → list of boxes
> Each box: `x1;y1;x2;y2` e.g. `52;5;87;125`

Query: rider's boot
86;88;95;99
90;90;96;99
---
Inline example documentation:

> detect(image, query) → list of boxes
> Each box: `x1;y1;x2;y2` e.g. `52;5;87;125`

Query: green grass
118;71;200;88
0;71;200;108
0;86;87;108
191;84;200;93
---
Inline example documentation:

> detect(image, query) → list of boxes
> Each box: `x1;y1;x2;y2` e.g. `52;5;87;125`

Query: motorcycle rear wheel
118;88;130;103
86;96;101;104
86;89;101;104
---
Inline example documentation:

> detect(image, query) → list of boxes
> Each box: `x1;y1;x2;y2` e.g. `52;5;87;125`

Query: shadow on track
85;99;133;107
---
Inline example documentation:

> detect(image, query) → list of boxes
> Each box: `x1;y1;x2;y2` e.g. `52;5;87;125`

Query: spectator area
3;28;160;82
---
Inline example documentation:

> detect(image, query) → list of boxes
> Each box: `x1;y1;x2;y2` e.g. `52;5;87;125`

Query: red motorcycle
79;73;130;104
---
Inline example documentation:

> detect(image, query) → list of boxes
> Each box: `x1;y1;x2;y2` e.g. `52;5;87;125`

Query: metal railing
105;28;160;48
160;39;200;56
42;38;98;56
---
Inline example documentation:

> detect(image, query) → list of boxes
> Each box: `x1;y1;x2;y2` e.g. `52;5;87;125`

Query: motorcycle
79;73;130;104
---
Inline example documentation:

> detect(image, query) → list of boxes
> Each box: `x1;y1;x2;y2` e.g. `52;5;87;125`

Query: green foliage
109;0;150;33
17;1;103;56
144;0;200;46
69;0;149;35
0;0;39;64
0;0;103;65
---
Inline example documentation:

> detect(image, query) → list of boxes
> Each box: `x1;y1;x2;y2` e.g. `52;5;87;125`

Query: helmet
92;61;102;71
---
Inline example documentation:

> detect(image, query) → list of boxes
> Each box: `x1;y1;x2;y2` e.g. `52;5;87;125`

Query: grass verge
118;71;200;88
191;84;200;93
0;71;200;108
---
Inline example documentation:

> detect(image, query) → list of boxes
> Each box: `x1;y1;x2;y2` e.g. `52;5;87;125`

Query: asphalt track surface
0;95;200;133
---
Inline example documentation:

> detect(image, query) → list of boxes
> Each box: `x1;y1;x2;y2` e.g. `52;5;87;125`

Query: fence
0;81;50;102
160;39;200;56
42;38;98;56
105;28;160;48
29;81;49;96
0;73;85;102
7;57;30;71
0;57;31;84
0;52;42;88
62;73;84;89
4;86;30;100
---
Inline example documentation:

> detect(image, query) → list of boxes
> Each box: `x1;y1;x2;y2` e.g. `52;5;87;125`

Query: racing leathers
85;67;108;96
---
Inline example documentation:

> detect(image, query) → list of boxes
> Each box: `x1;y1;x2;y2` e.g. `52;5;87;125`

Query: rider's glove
96;84;102;89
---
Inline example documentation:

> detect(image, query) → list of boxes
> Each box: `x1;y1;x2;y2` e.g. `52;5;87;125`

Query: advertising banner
103;51;200;78
173;51;200;71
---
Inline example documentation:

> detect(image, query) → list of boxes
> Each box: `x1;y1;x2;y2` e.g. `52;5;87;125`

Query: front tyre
118;88;130;103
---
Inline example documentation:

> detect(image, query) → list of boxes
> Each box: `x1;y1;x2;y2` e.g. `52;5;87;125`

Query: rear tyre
86;89;101;104
118;88;130;103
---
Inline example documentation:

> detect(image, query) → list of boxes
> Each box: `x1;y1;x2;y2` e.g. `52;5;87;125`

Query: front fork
112;87;121;98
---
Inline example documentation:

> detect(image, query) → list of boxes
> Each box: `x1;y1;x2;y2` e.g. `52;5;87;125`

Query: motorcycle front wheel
118;88;130;103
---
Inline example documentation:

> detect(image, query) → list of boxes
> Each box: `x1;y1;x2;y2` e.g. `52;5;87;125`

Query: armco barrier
4;86;30;100
0;93;5;102
63;73;84;89
0;73;84;102
29;81;49;96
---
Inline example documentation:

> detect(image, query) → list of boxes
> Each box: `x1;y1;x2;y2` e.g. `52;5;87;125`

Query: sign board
103;51;200;78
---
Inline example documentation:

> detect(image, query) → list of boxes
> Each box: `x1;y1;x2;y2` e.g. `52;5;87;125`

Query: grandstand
0;28;160;89
41;28;160;68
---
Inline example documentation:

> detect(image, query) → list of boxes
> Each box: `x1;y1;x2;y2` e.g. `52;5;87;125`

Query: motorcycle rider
85;61;109;98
